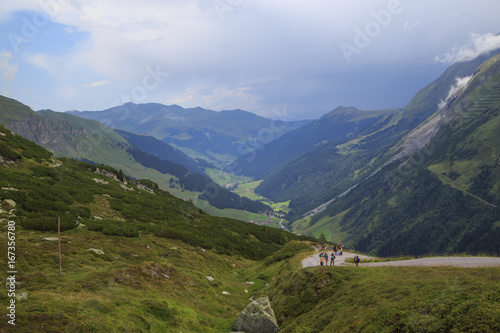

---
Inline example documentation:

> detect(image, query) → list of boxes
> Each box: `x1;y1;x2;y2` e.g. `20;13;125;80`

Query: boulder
206;276;215;282
87;248;104;255
42;237;59;241
15;292;28;302
233;296;280;333
4;199;16;207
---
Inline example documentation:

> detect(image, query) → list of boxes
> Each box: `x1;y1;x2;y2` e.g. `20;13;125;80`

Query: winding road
302;249;500;269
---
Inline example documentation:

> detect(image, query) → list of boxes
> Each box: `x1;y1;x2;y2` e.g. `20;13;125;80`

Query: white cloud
2;0;500;115
435;32;500;63
438;75;473;109
0;50;18;83
164;86;260;112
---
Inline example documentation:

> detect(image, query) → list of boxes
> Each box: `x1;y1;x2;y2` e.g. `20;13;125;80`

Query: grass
291;210;350;244
270;265;500;332
1;224;499;332
0;225;265;332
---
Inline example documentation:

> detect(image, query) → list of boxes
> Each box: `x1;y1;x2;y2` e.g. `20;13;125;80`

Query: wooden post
58;216;62;276
187;220;190;255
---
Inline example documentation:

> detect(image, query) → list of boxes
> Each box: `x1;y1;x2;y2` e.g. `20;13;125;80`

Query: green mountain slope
228;106;401;179
114;129;211;174
254;50;500;220
294;53;500;256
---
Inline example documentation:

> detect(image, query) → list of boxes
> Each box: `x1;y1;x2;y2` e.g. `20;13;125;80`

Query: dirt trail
302;248;500;269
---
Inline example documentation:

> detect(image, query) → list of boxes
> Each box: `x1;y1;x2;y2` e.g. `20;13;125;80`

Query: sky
0;1;499;120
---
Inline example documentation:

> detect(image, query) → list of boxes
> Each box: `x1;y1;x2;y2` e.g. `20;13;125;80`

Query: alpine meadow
1;1;500;332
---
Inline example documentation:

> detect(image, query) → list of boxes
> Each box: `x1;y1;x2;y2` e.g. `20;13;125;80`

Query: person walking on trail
323;252;328;266
330;252;335;266
320;253;324;266
354;255;360;267
333;245;337;255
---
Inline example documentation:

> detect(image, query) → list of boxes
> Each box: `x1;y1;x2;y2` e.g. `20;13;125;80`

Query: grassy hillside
0;97;275;217
266;262;500;332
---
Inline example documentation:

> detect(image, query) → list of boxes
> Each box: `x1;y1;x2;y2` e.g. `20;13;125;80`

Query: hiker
330;252;335;266
333;245;337;255
354;255;360;267
320;253;324;266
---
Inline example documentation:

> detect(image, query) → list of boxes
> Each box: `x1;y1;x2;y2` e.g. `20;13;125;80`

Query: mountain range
67;103;310;168
1;50;500;257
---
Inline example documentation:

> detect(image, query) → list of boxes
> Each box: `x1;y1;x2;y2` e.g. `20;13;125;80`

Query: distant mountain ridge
67;103;311;166
227;106;403;179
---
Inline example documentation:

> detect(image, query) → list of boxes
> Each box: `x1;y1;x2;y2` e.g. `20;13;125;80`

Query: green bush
86;219;139;238
20;215;77;231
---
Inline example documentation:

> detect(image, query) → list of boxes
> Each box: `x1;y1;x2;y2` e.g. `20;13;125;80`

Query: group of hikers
319;251;336;266
319;243;344;266
318;243;361;267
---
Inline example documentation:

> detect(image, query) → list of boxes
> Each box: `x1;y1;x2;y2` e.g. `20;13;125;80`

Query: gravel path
302;249;375;268
302;249;500;269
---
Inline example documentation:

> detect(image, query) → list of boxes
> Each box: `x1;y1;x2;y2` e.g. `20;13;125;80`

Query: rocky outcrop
8;115;89;154
233;296;280;333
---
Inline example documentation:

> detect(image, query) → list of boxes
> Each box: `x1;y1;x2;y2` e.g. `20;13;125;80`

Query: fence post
58;217;62;276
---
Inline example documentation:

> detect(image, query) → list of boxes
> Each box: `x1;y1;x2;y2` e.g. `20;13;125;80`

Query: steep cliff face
8;114;89;154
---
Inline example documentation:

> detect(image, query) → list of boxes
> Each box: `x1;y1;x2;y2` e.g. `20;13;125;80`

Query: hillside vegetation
0;126;499;331
295;53;500;257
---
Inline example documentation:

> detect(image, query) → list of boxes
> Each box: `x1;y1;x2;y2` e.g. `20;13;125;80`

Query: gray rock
4;199;16;207
87;248;104;255
15;292;28;302
42;237;59;241
206;276;215;282
233;296;280;333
